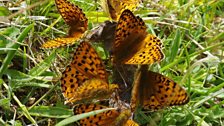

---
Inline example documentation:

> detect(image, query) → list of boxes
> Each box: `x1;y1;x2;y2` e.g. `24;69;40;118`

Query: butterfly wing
142;70;189;110
68;79;118;103
131;65;189;111
41;37;79;49
73;104;120;126
103;0;140;20
130;66;142;112
125;34;164;64
112;0;139;19
71;42;108;82
113;9;147;63
55;0;88;37
61;65;89;102
74;104;137;126
41;0;88;49
103;0;118;21
61;42;110;103
114;109;139;126
124;120;139;126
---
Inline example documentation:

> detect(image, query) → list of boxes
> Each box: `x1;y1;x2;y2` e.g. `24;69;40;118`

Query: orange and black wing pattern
61;42;118;104
73;104;138;126
41;0;88;49
131;65;189;111
112;9;164;64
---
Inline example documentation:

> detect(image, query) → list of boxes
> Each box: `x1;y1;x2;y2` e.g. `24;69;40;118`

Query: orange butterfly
131;65;189;111
41;0;88;48
101;0;140;21
112;9;164;64
73;104;139;126
61;42;118;104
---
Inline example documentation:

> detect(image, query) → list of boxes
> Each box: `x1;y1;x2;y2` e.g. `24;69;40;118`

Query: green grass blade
28;51;56;76
169;29;181;62
28;106;72;118
0;24;34;77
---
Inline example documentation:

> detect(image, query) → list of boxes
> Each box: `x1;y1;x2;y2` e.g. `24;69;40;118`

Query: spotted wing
113;9;148;63
114;9;147;49
74;104;136;126
124;120;139;126
68;79;118;103
55;0;88;37
61;42;108;103
131;65;189;111
110;0;139;20
61;65;89;102
41;0;88;49
73;104;120;126
102;0;140;20
125;34;164;64
41;37;79;49
142;70;189;110
71;42;108;82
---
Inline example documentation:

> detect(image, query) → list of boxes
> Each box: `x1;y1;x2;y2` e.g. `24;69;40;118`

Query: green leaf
28;51;56;76
0;7;11;16
0;24;34;77
0;27;20;49
169;29;181;62
28;106;72;118
0;98;10;110
4;69;53;89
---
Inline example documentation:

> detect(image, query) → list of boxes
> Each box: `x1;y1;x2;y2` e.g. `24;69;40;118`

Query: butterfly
87;21;117;52
131;65;189;111
61;42;118;104
101;0;140;21
41;0;88;49
73;104;139;126
112;9;164;64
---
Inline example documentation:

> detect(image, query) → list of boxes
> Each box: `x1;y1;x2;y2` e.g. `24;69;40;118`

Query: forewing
143;71;189;110
114;9;147;49
60;65;88;102
55;0;87;28
71;42;108;82
125;34;164;64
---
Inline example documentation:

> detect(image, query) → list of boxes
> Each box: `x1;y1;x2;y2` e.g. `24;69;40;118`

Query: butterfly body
113;9;164;65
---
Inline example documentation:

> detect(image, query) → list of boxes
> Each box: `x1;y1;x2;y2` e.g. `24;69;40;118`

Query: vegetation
0;0;223;125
